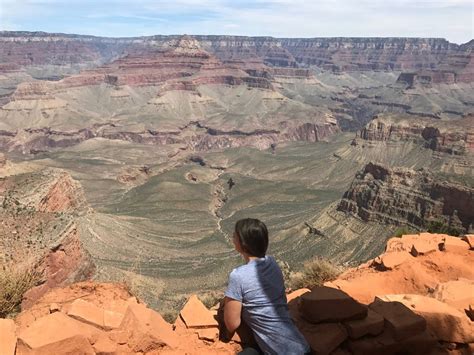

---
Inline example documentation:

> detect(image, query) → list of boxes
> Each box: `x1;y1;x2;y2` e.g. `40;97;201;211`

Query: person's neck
243;254;262;263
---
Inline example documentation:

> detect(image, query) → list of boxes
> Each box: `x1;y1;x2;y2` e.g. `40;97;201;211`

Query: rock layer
337;162;474;233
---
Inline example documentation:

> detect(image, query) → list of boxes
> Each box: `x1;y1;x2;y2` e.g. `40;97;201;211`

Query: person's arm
224;296;242;334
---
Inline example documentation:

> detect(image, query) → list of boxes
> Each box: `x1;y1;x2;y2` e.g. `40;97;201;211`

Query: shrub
393;226;416;238
289;258;342;290
426;220;462;236
0;265;42;318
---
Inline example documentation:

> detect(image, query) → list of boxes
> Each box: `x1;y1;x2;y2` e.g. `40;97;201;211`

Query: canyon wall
1;32;472;77
357;114;474;155
337;162;474;233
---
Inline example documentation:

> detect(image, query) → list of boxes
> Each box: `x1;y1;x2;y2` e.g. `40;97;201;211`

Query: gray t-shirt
225;256;310;355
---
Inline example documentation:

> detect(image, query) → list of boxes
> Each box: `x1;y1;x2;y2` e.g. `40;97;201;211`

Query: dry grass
289;257;342;290
0;264;42;318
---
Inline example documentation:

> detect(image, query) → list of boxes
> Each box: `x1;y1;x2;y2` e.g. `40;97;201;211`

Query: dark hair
234;218;269;258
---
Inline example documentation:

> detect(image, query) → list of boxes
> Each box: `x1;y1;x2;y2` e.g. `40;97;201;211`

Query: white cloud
0;0;472;43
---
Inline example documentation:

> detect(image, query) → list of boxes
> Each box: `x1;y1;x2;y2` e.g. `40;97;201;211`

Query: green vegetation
393;226;417;238
426;220;462;237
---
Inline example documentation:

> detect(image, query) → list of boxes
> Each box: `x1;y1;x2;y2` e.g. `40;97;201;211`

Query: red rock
20;335;95;355
348;329;437;355
369;299;426;341
179;294;218;328
196;328;218;341
91;333;118;355
299;286;368;323
461;234;474;249
433;279;474;312
441;236;470;253
0;318;17;355
298;322;347;355
104;309;124;330
377;294;474;343
18;312;100;349
377;251;411;270
343;309;384;339
119;303;179;351
68;298;105;328
108;329;131;345
466;304;474;321
287;288;311;303
410;240;438;256
49;303;60;313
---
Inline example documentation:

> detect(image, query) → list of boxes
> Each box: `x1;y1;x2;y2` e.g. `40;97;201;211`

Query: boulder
348;329;437;355
17;335;95;355
180;294;218;328
410;240;438;257
0;318;17;355
343;309;384;339
369;299;426;341
441;236;470;253
300;286;367;323
374;251;411;270
119;303;179;352
377;294;474;343
298;322;348;355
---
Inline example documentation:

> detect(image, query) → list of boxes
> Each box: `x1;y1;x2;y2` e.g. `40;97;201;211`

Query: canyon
0;31;473;319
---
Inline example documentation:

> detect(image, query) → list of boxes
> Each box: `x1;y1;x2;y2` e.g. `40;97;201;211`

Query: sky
0;0;472;44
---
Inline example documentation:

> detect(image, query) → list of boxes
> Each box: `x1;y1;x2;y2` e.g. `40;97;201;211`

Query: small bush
426;220;462;236
393;226;416;238
289;258;342;290
0;265;42;318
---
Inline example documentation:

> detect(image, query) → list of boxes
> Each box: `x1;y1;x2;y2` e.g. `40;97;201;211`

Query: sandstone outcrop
337;162;474;234
357;114;474;155
2;232;472;354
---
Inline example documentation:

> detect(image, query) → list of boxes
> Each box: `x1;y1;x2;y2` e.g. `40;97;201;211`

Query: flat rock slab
0;318;17;355
180;294;218;328
369;298;426;341
441;236;470;253
18;312;101;349
433;279;474;312
377;294;474;343
68;299;105;328
300;286;367;323
299;322;348;355
344;309;384;339
19;334;95;355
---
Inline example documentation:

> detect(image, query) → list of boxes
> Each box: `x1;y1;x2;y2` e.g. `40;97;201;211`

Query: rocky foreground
0;232;473;355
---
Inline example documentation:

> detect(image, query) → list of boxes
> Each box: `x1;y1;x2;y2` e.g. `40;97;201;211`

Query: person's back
224;218;310;355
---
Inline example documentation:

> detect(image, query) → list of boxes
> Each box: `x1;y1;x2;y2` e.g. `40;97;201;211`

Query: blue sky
1;0;472;44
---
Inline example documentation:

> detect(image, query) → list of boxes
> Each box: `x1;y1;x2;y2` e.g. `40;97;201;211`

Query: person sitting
223;218;310;355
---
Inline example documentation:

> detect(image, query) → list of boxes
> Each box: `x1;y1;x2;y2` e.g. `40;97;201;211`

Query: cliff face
1;32;471;76
357;114;474;155
0;168;94;309
337;162;474;233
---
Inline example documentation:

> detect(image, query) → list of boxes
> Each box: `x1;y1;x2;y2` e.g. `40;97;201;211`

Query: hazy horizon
1;0;472;44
